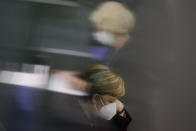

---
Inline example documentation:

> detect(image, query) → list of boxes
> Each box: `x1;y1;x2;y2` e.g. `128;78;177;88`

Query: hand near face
114;99;124;112
114;99;126;117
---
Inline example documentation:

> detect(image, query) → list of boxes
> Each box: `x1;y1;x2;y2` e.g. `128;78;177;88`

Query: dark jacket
111;109;132;131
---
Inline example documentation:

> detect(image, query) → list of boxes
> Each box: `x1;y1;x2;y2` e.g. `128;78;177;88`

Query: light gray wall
114;0;196;131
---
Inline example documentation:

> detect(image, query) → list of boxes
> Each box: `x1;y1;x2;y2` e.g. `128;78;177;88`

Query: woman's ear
92;94;99;104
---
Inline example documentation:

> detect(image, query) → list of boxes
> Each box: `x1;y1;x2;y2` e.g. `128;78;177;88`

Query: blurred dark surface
0;84;97;131
0;0;92;70
0;0;196;131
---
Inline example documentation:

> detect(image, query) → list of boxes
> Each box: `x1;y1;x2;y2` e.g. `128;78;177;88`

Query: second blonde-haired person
88;1;135;65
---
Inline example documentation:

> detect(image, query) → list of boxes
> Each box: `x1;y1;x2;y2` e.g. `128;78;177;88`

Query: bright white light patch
0;71;48;88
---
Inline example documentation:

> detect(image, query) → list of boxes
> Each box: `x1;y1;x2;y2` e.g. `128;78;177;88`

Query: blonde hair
80;64;125;98
89;1;135;34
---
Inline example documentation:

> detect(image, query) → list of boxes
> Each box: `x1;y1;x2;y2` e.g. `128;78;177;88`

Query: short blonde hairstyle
80;64;125;98
89;1;135;33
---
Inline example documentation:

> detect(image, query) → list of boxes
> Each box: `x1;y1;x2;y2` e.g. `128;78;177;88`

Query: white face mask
92;31;116;46
95;96;117;120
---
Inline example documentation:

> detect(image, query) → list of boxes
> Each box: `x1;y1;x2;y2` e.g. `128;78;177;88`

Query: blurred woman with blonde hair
88;1;135;66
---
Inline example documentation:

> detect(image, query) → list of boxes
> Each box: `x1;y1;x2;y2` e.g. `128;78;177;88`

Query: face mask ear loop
98;95;105;106
94;103;99;112
94;95;104;112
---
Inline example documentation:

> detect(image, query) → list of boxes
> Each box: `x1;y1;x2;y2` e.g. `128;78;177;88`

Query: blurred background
0;0;196;131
